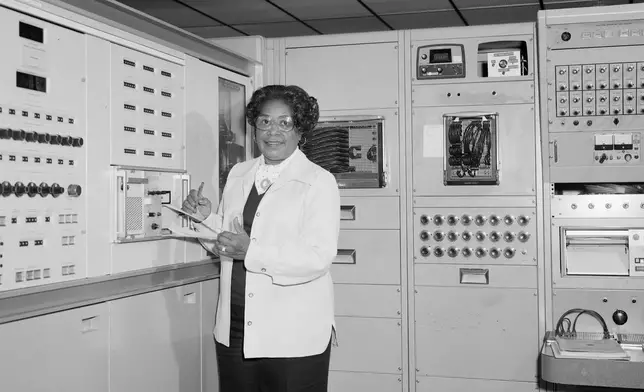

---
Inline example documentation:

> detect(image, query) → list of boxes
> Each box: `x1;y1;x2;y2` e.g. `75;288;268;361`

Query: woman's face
255;100;301;165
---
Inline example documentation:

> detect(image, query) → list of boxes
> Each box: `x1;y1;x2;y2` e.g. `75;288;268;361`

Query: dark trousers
216;306;331;392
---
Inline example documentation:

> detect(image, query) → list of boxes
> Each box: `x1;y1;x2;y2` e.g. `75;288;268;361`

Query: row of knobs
420;214;530;227
0;181;81;197
559;65;642;74
0;128;83;147
420;230;530;243
560;81;643;90
420;246;517;259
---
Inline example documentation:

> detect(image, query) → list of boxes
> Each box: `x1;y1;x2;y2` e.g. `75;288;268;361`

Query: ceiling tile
184;25;245;38
130;2;219;27
307;16;391;34
271;0;370;20
545;0;629;6
455;0;538;7
384;10;465;29
460;4;540;25
183;0;293;24
362;0;454;14
233;21;317;38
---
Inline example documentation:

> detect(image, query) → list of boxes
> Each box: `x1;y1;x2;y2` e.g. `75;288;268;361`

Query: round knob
490;248;500;259
447;247;459;258
420;215;429;225
0;128;11;139
461;215;472;225
612;309;628;326
420;246;430;257
475;247;487;258
447;231;459;242
476;231;486;241
625;154;632;162
517;215;530;226
27;182;39;197
489;215;500;226
433;214;444;225
475;215;486;226
504;232;515;242
420;230;430;241
38;182;50;197
504;215;514;225
13;181;26;197
461;231;472;241
38;133;51;143
72;137;84;147
61;136;73;146
151;223;159;230
25;131;37;142
446;215;459;226
433;231;444;242
49;134;61;145
518;231;531;242
1;181;12;197
67;184;82;197
504;248;516;258
12;129;26;141
51;183;65;197
433;247;444;257
490;232;500;242
461;247;472;257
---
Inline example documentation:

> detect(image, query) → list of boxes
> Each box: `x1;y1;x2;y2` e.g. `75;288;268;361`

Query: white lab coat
203;148;340;358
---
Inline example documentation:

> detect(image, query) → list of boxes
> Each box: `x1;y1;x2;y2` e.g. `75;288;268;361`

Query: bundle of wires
447;119;492;176
300;126;354;174
583;183;644;195
554;308;610;339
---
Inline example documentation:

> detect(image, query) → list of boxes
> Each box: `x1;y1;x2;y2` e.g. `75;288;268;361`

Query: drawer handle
340;205;356;221
459;268;489;285
334;249;356;264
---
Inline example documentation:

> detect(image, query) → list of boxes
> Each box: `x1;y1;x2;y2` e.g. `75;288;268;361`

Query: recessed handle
340;205;356;221
81;316;99;333
459;268;489;285
334;249;356;264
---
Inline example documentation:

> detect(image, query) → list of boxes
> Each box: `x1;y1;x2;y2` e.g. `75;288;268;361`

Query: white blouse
253;149;298;194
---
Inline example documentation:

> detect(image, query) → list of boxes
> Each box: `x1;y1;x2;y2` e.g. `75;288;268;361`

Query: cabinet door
109;284;201;392
0;304;109;392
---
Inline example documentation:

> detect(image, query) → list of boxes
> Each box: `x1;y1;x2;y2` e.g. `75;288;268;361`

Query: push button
248;293;254;298
261;268;266;272
247;321;252;326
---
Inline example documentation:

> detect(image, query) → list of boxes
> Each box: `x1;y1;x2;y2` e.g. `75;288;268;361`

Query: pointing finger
197;182;205;198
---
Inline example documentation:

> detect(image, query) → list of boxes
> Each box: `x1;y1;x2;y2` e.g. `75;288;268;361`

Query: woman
182;85;341;392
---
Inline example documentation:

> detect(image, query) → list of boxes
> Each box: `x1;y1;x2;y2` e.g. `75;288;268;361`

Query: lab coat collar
232;148;315;199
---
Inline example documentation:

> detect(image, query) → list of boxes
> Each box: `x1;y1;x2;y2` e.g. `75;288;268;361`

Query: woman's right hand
182;182;212;220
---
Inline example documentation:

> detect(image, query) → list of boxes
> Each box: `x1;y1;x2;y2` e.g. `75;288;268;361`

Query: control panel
111;45;185;171
555;63;644;117
444;113;499;185
416;44;465;80
414;207;536;264
593;132;640;165
113;168;188;243
0;10;87;292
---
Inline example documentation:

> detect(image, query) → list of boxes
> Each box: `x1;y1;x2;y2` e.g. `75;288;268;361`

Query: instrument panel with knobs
414;208;537;265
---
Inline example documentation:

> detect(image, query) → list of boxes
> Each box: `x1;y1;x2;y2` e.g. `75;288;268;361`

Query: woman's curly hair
245;85;320;137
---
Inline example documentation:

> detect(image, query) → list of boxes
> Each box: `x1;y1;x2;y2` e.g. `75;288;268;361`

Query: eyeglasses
255;115;295;132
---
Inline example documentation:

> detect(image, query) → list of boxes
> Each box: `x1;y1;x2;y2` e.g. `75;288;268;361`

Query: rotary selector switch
27;182;39;197
51;183;65;197
1;181;12;197
39;182;50;197
14;182;26;197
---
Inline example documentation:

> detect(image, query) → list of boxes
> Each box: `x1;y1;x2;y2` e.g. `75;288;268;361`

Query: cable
554;308;610;339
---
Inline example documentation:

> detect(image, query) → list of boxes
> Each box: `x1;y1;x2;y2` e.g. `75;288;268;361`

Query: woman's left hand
216;217;251;259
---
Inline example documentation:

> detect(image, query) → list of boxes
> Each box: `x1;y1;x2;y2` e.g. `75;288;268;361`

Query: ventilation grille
125;197;143;231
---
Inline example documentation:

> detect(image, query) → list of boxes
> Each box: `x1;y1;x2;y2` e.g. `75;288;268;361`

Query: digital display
19;22;44;43
16;71;47;93
430;49;452;64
